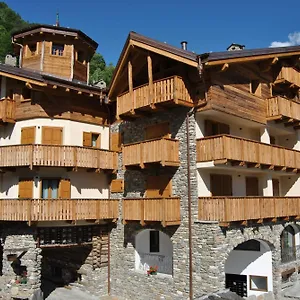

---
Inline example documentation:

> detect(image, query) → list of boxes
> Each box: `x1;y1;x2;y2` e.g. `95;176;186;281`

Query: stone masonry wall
110;107;199;299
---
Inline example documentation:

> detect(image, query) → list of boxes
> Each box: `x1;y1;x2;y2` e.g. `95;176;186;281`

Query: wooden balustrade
275;67;300;88
0;98;16;123
122;138;180;168
0;144;118;170
197;135;300;171
123;197;181;227
0;198;119;222
267;96;300;125
198;196;300;225
117;76;193;118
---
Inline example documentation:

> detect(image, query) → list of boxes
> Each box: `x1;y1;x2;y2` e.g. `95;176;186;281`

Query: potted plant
147;266;158;276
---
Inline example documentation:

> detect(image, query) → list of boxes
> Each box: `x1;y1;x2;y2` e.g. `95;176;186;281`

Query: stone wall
109;107;199;299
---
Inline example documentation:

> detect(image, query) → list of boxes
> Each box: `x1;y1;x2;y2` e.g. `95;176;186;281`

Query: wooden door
246;177;259;196
146;175;172;197
110;132;121;151
210;174;232;196
205;120;230;136
18;179;33;198
21;127;35;144
272;179;280;196
145;122;170;140
42;127;63;145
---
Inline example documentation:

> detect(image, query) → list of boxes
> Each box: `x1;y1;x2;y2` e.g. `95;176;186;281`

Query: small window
77;51;85;63
42;179;59;199
92;133;100;148
83;132;101;148
28;44;37;56
22;87;31;100
250;80;261;96
150;231;159;253
52;44;64;56
250;275;268;291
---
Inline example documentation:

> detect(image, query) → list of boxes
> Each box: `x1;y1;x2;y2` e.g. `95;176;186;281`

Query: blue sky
4;0;300;65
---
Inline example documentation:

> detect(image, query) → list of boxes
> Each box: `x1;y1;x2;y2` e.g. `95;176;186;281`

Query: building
107;32;300;300
0;24;119;298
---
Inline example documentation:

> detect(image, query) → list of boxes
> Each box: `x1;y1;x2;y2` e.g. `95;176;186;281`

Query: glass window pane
51;180;59;199
92;134;98;147
42;180;49;199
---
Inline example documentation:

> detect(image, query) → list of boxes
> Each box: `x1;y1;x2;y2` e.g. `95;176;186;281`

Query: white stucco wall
0;118;110;149
225;240;273;297
0;169;109;199
135;229;173;275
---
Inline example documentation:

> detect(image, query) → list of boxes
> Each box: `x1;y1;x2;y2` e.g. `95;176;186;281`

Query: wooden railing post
73;147;78;170
28;199;32;226
140;143;144;168
2;99;7;123
29;144;34;170
140;199;145;226
161;198;166;227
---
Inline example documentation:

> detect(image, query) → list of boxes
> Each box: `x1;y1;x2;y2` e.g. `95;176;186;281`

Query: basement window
250;275;268;292
52;44;64;56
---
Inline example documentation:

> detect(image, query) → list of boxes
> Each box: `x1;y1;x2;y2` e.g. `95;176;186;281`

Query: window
250;275;268;291
77;51;85;63
42;179;59;199
150;231;159;253
83;132;101;148
52;43;64;56
28;44;37;56
92;133;99;147
250;80;261;97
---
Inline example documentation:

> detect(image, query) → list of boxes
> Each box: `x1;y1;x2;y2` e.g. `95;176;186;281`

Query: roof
12;24;98;50
0;63;105;95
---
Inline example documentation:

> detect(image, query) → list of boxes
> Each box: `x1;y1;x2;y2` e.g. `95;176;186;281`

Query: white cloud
270;32;300;47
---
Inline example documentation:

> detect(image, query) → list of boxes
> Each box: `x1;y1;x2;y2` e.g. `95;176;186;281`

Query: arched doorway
281;224;300;263
225;239;273;298
135;229;173;275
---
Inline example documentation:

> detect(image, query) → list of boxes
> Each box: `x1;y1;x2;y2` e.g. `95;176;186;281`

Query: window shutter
110;132;121;151
21;127;35;144
42;127;63;145
146;175;172;198
18;179;33;198
145;122;170;140
211;174;232;196
246;177;259;196
83;132;92;147
59;179;71;199
42;127;53;144
97;133;101;148
52;128;63;145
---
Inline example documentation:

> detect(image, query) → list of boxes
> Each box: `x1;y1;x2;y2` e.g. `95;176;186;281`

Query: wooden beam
218;63;229;72
65;88;70;92
0;72;46;87
25;82;32;89
147;54;153;86
128;59;133;94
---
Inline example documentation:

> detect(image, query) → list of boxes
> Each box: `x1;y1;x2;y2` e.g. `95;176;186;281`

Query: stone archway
225;239;273;298
280;224;300;264
135;229;173;275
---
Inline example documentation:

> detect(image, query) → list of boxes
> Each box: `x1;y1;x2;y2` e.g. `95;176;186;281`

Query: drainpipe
11;38;24;67
108;230;111;295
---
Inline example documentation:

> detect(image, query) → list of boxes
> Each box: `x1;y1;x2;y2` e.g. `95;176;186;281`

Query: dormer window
28;44;37;56
52;43;64;56
77;51;85;63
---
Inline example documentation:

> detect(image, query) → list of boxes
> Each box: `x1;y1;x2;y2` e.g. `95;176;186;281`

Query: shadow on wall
71;172;107;195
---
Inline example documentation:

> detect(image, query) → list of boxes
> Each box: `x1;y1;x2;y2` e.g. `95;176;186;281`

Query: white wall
281;176;300;197
0;118;110;149
135;229;173;275
0;169;109;199
225;240;273;297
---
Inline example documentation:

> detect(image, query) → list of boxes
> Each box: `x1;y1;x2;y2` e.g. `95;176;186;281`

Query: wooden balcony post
140;143;144;169
73;147;78;170
140;199;145;226
2;99;7;123
29;144;34;170
147;54;153;104
128;60;134;109
28;200;32;226
96;200;100;219
173;76;178;102
161;198;166;227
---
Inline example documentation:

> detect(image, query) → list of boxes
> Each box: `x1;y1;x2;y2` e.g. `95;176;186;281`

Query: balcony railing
267;96;300;122
0;98;15;123
198;197;300;225
123;197;181;227
0;198;119;222
197;135;300;170
0;144;118;170
123;138;180;168
117;76;193;118
275;67;300;88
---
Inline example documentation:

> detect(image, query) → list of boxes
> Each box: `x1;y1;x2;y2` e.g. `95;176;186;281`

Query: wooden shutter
145;122;170;140
246;177;259;196
83;132;92;147
21;127;35;144
272;179;280;197
211;174;232;196
96;133;101;148
146;175;172;197
110;132;121;151
18;179;33;198
42;127;63;145
59;179;71;198
52;127;63;145
110;179;124;193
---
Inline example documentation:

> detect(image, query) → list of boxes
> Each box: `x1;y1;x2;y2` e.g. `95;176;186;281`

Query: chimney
181;41;188;50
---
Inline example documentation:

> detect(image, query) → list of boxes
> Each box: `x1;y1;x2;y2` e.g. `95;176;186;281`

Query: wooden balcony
0;198;119;222
0;144;118;171
0;98;15;123
123;197;181;227
199;196;300;226
123;138;180;168
267;96;300;128
275;67;300;88
117;76;193;119
197;135;300;172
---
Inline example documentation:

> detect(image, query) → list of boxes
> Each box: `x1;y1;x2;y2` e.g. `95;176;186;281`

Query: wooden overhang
12;24;98;50
0;63;105;98
108;31;198;99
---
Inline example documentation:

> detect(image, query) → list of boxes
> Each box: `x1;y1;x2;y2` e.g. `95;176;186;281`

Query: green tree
89;53;115;86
